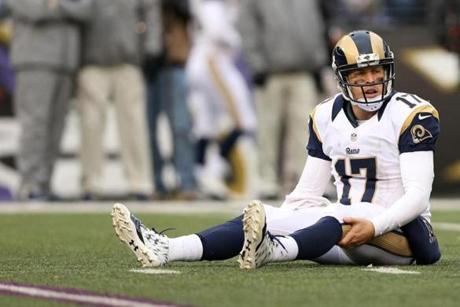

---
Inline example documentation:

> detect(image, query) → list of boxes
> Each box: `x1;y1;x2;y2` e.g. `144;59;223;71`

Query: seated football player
111;30;441;268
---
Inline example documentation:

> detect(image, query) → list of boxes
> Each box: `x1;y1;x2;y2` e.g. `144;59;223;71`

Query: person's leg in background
145;65;170;198
113;64;153;199
167;65;197;198
187;87;228;199
45;72;73;199
208;52;257;199
186;47;230;199
15;70;69;200
256;75;283;199
76;66;111;200
282;73;319;193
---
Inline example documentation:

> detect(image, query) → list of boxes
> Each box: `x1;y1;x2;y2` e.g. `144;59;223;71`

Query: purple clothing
0;46;14;94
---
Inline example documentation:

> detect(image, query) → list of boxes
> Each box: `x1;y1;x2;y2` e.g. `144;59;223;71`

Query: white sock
269;236;299;262
168;234;203;261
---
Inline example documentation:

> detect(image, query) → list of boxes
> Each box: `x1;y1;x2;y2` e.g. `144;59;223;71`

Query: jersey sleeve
398;107;440;153
371;151;433;236
281;156;332;210
306;114;331;161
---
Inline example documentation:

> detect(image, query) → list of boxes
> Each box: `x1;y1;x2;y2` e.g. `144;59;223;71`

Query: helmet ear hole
336;46;345;57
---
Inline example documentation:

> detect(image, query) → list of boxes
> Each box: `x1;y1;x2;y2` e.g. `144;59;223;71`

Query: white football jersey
308;92;440;211
190;0;241;50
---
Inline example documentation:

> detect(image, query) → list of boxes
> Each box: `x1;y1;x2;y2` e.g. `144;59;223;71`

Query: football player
112;30;441;268
186;0;257;199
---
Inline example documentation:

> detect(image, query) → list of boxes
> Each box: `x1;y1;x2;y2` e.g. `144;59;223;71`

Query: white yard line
362;266;420;275
130;268;181;275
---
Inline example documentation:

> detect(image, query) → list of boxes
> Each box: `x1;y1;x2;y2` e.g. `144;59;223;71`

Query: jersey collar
332;91;395;127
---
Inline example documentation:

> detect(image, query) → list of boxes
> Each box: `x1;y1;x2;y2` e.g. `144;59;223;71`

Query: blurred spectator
323;0;428;28
0;2;14;200
76;0;161;200
319;0;382;28
145;0;197;200
432;0;460;91
0;0;6;20
6;0;92;201
0;10;13;116
384;0;427;23
186;0;258;199
430;0;460;55
239;0;328;198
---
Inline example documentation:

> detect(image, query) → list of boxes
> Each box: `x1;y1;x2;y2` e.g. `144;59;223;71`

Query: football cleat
112;203;169;267
238;200;275;269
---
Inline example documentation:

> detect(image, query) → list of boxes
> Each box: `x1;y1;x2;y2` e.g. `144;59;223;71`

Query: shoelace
151;227;176;235
131;214;175;240
268;232;287;252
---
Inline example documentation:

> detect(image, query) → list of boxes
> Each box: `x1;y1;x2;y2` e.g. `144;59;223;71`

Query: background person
6;0;92;200
76;0;162;200
239;0;329;198
186;0;257;199
145;0;197;200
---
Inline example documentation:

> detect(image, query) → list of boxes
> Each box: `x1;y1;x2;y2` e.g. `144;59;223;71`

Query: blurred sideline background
0;0;458;202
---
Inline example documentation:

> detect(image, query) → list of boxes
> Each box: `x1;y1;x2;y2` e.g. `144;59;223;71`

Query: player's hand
339;217;375;248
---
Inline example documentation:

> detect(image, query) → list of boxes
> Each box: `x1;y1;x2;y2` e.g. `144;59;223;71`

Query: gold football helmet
332;30;395;111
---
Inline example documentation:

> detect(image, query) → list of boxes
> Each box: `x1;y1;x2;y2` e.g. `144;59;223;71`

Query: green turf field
0;210;459;307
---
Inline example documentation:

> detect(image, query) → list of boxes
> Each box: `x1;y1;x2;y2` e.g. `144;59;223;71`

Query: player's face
347;66;385;100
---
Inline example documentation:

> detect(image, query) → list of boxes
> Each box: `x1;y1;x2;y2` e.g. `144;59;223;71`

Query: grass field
0;206;459;307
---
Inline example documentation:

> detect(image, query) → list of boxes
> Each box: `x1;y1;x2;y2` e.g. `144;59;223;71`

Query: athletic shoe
112;203;169;267
238;200;274;269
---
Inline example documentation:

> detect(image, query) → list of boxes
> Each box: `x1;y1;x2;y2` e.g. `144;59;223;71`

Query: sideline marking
0;282;179;306
362;267;420;275
0;198;457;214
130;268;181;275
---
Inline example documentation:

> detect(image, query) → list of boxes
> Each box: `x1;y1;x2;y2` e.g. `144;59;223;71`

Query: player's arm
370;151;434;236
371;107;440;236
339;151;434;247
281;112;332;209
340;107;439;247
281;156;332;209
